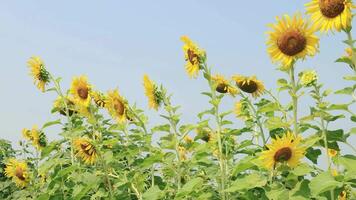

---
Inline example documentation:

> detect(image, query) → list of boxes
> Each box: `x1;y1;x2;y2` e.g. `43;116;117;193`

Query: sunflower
232;74;265;97
328;148;338;157
181;36;206;78
70;75;92;107
338;190;347;200
300;70;318;86
143;74;163;110
4;158;29;188
74;138;98;165
27;56;50;92
260;132;305;169
305;0;354;32
106;89;128;123
178;146;187;161
211;74;238;96
267;13;319;69
22;125;47;150
234;101;250;120
53;96;77;116
90;90;107;108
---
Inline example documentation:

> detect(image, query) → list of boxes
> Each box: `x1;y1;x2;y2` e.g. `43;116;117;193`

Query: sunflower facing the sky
27;56;50;92
211;74;238;96
106;89;129;123
260;132;305;169
305;0;354;33
74;138;98;165
4;158;30;188
143;74;164;110
70;75;92;107
267;13;319;69
232;74;265;97
181;36;206;78
22;125;47;150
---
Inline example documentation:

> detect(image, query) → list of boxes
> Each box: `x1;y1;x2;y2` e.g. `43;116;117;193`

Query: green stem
345;30;356;73
163;98;182;190
289;65;299;135
49;73;75;165
203;64;227;200
241;93;266;146
313;85;334;200
101;155;114;199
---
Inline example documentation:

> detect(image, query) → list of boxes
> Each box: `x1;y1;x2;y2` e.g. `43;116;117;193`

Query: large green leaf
225;173;267;192
310;172;342;197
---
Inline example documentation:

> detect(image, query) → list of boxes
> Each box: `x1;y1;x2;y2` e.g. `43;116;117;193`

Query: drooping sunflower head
22;125;47;150
27;56;50;92
232;74;265;97
53;96;77;116
70;75;92;107
4;158;29;188
260;132;305;169
106;89;129;123
212;74;238;96
181;36;206;78
300;70;318;86
306;0;354;33
234;101;250;120
143;74;164;110
267;13;319;69
90;90;107;108
74;138;98;165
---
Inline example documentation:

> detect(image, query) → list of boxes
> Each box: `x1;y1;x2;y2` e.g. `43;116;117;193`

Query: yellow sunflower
306;0;354;32
300;70;318;86
53;96;77;116
178;146;187;161
260;132;305;169
328;148;338;157
212;74;238;96
143;74;163;110
27;56;50;92
90;90;107;108
267;13;319;69
106;89;128;123
74;138;98;165
4;158;29;188
70;75;92;107
232;74;265;97
22;125;47;150
338;190;347;200
181;36;206;78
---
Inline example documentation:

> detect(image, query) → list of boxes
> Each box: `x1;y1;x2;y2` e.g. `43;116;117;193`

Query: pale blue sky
0;0;354;156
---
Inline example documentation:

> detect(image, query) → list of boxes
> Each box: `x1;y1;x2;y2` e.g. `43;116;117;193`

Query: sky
0;0;355;157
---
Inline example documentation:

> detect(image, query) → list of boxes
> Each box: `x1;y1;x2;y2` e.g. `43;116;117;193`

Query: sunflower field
1;1;356;200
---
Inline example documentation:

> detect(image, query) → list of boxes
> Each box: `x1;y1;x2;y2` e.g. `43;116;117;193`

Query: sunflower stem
48;73;75;165
241;93;266;146
289;65;299;135
313;84;335;200
162;96;183;190
203;64;228;200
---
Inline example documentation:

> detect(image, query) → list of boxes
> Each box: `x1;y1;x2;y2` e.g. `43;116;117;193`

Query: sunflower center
274;147;292;162
277;30;306;56
81;143;95;156
319;0;345;18
77;87;89;99
187;49;198;65
216;83;228;93
114;100;125;115
15;167;25;181
238;81;258;93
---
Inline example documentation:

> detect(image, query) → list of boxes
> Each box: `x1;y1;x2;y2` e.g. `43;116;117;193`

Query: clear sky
0;0;355;154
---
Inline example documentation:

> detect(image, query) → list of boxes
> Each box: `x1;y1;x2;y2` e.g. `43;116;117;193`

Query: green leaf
151;124;171;133
265;117;290;130
225;173;267;192
310;172;342;197
327;104;349;111
176;177;204;197
335;57;354;66
258;103;279;113
327;129;346;142
305;148;321;164
334;87;354;95
142;186;162;200
292;163;313;176
339;155;356;173
42;119;62;129
351;115;356;122
232;156;256;176
343;75;356;81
